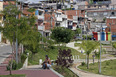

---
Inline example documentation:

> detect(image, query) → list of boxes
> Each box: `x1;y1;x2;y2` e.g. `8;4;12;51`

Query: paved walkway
70;57;116;77
0;51;59;77
66;42;116;77
0;63;59;77
0;44;12;64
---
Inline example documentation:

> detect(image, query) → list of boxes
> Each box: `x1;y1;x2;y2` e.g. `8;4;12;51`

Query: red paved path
0;66;58;77
0;55;59;77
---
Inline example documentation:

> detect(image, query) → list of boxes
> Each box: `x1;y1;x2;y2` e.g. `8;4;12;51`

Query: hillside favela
0;0;116;77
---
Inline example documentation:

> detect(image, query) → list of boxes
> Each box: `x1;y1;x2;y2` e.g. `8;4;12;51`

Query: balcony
73;16;78;23
62;14;67;19
56;15;62;21
37;15;44;20
38;26;45;31
93;1;111;4
72;26;77;30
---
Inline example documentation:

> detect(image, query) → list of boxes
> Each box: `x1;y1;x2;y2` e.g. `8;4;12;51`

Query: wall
106;18;116;33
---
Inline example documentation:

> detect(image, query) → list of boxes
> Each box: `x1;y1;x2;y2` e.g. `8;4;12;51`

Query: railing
56;17;62;21
37;15;44;20
62;14;67;19
38;26;45;31
73;16;78;21
93;1;111;4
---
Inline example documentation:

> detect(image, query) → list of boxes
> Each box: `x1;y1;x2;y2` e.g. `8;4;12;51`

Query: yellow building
0;1;3;42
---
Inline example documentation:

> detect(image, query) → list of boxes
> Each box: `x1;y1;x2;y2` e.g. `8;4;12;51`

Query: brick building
106;17;116;40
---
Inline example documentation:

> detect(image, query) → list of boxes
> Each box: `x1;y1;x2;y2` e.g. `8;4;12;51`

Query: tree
75;28;81;36
112;42;116;54
51;27;74;44
95;48;106;73
0;3;39;74
55;49;73;67
80;40;99;69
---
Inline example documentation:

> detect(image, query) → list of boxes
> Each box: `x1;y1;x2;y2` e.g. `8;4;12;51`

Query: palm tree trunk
98;59;100;73
87;54;89;69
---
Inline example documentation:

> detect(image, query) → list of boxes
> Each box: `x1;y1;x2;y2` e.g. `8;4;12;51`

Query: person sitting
42;55;51;69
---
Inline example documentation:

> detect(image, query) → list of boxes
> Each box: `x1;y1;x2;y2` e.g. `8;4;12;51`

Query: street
0;43;12;64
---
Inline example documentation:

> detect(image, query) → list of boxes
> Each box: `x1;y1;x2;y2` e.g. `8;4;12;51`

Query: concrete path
70;57;116;77
0;44;12;64
66;41;82;52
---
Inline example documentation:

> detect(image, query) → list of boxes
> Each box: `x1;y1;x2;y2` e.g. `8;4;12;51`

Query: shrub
7;60;17;70
17;62;23;69
81;62;86;66
55;49;73;68
106;61;110;66
21;54;27;63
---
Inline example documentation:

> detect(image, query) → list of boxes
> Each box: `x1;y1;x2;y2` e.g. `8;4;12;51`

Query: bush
24;49;32;55
7;60;17;70
106;61;110;66
17;63;23;70
55;49;73;68
53;66;78;77
21;54;27;63
81;62;86;66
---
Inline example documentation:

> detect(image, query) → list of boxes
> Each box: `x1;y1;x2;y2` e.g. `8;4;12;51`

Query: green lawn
0;74;25;77
28;46;85;65
78;59;116;77
28;46;109;65
53;66;79;77
74;43;81;47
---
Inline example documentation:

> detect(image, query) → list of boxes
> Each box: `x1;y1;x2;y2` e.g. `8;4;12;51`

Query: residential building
106;17;116;40
87;9;116;32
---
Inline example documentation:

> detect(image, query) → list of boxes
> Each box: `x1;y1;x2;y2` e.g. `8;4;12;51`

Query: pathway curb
69;68;82;77
50;68;64;77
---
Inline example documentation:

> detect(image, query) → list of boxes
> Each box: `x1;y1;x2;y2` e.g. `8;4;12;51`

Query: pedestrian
42;55;51;69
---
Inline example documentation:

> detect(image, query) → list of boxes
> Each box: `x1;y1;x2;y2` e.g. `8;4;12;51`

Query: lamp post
99;23;102;74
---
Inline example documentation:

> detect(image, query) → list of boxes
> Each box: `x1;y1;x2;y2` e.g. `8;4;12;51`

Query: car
91;37;96;40
75;36;83;40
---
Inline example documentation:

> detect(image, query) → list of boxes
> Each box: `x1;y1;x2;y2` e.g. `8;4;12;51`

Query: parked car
91;37;96;40
75;36;83;40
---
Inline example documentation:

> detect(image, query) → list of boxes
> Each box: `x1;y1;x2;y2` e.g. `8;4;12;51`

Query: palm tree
95;48;105;73
80;40;99;69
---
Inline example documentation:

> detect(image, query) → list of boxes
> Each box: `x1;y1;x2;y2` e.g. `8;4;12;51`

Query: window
104;12;108;15
39;11;43;15
93;13;97;16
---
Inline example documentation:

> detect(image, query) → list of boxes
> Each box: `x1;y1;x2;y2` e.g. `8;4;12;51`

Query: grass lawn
78;59;116;76
53;66;79;77
28;46;85;65
74;43;81;47
0;74;25;77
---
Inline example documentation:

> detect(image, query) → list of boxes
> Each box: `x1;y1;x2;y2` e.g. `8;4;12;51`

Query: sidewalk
0;56;59;77
70;57;116;77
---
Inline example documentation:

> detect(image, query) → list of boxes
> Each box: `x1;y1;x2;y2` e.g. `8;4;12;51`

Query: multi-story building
106;17;116;40
87;9;116;32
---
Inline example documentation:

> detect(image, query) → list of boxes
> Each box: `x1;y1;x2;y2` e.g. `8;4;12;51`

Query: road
0;43;12;64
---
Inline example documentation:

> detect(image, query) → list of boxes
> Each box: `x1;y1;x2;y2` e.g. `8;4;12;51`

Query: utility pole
99;23;102;74
50;6;53;29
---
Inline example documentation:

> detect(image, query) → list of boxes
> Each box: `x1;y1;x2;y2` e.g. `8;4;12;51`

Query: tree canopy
51;27;74;43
